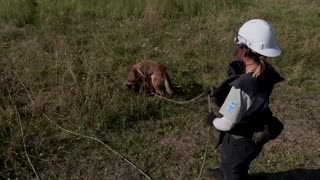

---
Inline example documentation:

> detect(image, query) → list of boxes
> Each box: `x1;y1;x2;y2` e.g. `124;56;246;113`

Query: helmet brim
253;45;281;57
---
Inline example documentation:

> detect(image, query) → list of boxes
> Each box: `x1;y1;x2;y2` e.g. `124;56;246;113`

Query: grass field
1;0;320;179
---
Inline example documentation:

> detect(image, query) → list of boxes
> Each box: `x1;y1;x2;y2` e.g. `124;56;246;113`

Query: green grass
1;0;320;179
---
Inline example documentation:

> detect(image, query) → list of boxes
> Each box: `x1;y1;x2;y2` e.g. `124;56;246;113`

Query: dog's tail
164;75;173;95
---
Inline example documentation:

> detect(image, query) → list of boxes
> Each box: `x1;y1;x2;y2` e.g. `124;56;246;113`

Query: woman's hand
252;125;270;145
207;112;216;127
206;86;217;97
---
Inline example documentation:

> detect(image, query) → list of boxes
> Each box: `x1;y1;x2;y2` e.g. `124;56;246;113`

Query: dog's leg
164;77;173;95
151;74;164;96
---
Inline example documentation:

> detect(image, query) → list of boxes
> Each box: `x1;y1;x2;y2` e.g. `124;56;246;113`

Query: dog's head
126;80;140;93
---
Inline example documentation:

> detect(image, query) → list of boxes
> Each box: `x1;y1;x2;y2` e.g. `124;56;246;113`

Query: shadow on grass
173;81;204;100
250;168;320;180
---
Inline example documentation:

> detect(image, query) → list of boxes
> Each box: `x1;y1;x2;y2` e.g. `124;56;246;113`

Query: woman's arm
213;86;253;131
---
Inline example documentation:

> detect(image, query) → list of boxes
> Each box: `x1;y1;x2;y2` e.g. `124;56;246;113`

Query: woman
207;19;284;180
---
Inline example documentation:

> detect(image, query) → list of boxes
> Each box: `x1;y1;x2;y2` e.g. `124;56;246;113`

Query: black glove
206;86;217;97
252;125;270;145
207;112;216;127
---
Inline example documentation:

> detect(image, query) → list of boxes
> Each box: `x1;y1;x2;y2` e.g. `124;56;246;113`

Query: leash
5;79;41;180
154;92;214;179
197;95;212;180
152;92;205;105
207;95;212;113
13;71;152;180
197;127;211;180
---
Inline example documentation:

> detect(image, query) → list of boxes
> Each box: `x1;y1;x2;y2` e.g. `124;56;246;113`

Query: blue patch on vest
227;101;237;113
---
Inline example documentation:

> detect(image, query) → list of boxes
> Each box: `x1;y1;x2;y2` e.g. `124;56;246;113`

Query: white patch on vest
227;100;237;113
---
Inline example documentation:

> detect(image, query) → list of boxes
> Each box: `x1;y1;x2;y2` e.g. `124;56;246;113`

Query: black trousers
219;133;263;180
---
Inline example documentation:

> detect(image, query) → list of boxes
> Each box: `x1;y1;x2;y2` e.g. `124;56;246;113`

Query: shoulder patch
227;100;237;113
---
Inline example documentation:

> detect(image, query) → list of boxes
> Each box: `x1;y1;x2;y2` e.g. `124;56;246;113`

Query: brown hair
235;44;267;79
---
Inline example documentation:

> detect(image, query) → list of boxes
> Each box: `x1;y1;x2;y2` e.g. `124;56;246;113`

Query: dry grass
1;0;320;179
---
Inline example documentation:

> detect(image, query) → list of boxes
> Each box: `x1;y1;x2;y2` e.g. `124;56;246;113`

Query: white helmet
237;19;281;57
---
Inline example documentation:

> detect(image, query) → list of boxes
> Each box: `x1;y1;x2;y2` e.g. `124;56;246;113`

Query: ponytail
253;57;267;78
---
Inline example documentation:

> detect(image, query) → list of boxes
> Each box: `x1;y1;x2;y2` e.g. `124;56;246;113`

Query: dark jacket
215;60;284;143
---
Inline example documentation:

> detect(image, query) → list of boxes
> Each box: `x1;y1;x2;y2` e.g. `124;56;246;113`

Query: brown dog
126;60;173;96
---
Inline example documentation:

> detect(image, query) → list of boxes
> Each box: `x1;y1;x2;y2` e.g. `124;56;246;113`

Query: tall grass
0;0;252;25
